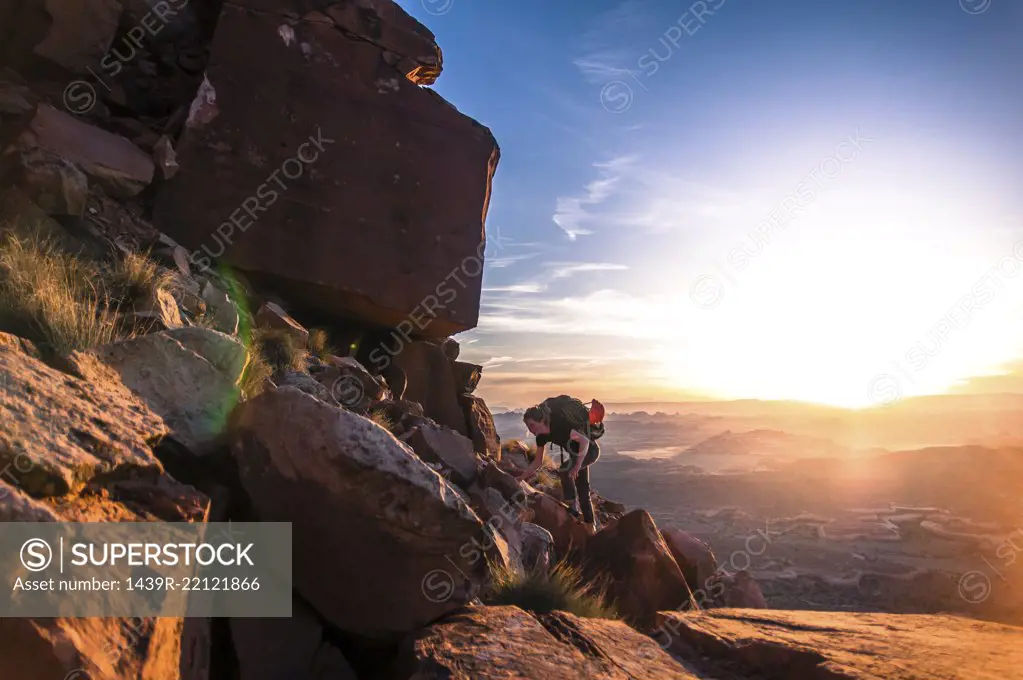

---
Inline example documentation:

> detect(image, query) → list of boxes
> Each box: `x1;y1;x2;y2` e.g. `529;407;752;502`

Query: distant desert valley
494;395;1023;627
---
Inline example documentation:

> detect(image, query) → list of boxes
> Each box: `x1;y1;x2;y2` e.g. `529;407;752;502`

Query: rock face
527;490;593;560
0;458;209;680
452;361;482;393
230;600;356;680
0;340;166;496
230;387;493;639
406;422;480;487
584;510;696;629
28;0;123;72
521;522;556;572
662;528;719;596
153;0;499;337
394;341;468;435
13;105;155;197
656;609;1023;680
397;606;700;679
77;329;246;454
460;393;500;459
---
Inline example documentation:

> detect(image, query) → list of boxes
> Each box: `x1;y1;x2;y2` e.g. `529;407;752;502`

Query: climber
517;395;606;530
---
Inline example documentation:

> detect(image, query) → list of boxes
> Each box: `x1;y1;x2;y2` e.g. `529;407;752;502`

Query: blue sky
396;0;1023;409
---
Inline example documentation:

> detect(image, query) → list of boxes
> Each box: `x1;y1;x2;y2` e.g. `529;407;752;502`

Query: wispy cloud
547;262;630;279
552;155;637;240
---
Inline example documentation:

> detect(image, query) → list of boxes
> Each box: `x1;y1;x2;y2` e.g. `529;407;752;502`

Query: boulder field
0;0;1019;678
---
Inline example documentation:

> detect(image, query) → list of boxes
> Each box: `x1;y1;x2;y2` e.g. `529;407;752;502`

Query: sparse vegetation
307;328;335;361
0;233;136;357
249;327;308;377
367;407;395;432
239;349;274;400
105;250;174;306
485;560;617;619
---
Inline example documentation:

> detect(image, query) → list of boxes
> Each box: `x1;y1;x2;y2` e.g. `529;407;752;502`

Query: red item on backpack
588;398;605;425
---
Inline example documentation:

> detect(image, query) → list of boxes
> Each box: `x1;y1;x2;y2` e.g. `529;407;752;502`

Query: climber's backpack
543;395;606;441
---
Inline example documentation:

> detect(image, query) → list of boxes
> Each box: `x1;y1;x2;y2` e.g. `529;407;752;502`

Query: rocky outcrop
452;360;482;393
8;105;155;197
311;355;388;412
583;510;697;629
153;1;499;336
527;490;593;559
229;387;495;639
0;445;209;680
0;339;166;496
405;421;480;487
521;522;556;572
460;393;500;459
662;528;719;597
395;341;469;435
656;609;1023;679
397;606;700;679
74;329;246;454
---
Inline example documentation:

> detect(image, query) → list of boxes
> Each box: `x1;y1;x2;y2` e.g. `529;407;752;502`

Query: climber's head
523;403;551;436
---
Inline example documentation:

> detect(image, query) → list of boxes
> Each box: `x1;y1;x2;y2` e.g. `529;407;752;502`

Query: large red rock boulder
394;341;468;435
397;606;698;679
583;510;696;629
662;528;719;596
229;386;497;639
153;1;499;337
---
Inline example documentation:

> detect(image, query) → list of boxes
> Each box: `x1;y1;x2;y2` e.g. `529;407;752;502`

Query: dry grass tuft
485;560;617;619
105;250;174;305
0;233;132;357
307;328;335;361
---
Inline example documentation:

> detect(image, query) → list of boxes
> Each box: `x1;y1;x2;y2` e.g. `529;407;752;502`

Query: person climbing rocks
517;395;606;530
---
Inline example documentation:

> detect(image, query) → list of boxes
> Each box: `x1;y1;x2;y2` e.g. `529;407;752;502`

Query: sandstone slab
230;387;493;639
78;330;245;453
0;341;166;497
16;105;154;197
397;605;701;679
656;608;1023;680
406;422;479;487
